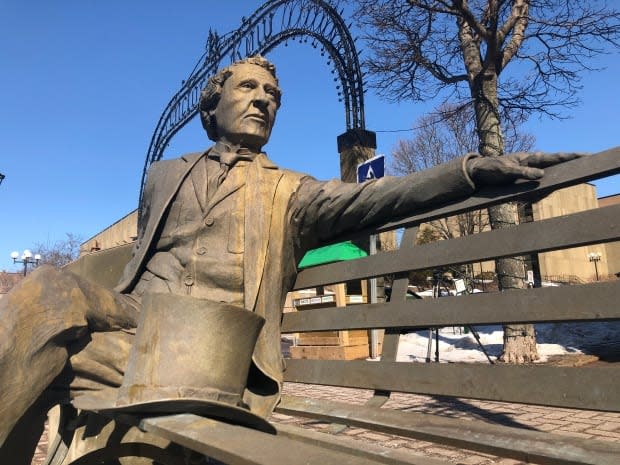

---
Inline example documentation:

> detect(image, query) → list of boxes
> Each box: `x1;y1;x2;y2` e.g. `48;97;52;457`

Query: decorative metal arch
140;0;365;204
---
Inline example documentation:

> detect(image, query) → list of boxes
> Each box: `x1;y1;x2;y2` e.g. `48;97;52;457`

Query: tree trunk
472;71;539;364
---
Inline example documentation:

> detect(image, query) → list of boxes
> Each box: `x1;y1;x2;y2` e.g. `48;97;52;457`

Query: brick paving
32;422;48;465
32;381;620;465
271;382;620;465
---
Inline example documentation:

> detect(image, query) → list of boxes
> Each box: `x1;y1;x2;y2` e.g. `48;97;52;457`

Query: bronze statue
0;56;578;461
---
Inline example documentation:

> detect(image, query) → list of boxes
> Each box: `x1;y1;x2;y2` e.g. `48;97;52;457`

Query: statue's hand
467;152;584;187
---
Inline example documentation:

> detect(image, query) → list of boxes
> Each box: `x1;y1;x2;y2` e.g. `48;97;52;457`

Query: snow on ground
395;321;620;363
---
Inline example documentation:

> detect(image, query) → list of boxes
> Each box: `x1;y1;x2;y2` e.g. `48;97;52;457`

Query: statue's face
213;63;279;150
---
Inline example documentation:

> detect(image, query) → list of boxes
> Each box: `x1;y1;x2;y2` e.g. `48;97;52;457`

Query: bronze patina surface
0;55;579;463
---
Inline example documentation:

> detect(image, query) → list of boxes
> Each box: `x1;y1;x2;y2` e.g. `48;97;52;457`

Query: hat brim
73;390;276;434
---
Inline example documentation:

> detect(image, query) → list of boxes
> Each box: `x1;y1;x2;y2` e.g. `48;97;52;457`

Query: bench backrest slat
282;281;620;332
283;360;620;412
294;202;620;289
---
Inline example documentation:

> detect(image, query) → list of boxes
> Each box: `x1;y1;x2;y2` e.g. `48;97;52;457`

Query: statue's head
199;56;282;151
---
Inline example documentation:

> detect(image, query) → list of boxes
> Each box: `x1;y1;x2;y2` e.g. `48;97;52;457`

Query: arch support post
336;129;388;333
337;129;376;183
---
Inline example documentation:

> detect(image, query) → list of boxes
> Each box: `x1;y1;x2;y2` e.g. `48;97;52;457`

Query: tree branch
499;0;530;69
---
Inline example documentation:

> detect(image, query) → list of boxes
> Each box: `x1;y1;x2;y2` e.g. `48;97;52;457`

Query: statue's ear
202;112;219;142
200;110;213;132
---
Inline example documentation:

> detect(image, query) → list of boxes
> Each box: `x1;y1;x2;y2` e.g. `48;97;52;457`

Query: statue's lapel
149;151;206;238
189;155;209;214
205;166;246;214
244;154;282;311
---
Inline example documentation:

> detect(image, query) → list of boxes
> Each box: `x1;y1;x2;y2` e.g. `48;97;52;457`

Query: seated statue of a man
0;55;577;462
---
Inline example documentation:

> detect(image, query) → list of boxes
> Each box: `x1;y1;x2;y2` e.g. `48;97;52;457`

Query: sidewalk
273;382;620;465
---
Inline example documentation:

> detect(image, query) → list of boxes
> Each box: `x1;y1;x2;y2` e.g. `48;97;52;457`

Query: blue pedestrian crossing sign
357;154;385;183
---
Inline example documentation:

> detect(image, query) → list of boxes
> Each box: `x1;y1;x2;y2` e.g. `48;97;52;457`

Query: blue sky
1;1;619;272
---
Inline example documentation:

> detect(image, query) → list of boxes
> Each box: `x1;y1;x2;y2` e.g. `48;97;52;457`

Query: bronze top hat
74;293;275;433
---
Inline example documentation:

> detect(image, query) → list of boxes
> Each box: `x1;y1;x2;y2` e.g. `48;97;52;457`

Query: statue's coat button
204;216;214;226
184;275;194;286
196;247;207;255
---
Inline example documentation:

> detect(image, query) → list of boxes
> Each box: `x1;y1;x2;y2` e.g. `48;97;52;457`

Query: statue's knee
3;265;90;327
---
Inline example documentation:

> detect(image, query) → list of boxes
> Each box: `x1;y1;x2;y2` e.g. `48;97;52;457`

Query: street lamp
587;251;602;281
10;249;42;276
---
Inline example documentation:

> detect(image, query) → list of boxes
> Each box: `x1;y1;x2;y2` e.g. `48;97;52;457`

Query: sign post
356;155;385;183
356;155;385;358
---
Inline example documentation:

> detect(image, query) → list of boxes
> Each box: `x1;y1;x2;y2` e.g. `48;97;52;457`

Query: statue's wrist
462;153;480;190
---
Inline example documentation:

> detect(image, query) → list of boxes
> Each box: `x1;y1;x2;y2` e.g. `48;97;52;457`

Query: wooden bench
49;148;620;465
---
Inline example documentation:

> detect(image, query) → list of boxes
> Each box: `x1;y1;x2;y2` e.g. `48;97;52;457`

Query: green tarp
298;241;368;269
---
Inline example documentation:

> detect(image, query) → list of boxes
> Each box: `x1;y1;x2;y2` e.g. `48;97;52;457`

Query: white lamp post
587;251;602;281
11;249;42;276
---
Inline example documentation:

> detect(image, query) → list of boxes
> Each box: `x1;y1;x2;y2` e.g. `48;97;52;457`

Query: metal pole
369;234;379;358
594;260;599;281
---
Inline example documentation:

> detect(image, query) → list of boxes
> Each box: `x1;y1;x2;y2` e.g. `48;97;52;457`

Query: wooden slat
141;414;405;465
274;423;446;465
282;281;620;332
294;203;620;288
276;395;620;465
282;360;620;412
64;242;134;288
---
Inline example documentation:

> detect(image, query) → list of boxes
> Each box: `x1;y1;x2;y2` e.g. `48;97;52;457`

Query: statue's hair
199;55;281;141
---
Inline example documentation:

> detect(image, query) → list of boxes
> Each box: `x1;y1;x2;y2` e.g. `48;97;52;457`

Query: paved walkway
32;426;48;465
275;382;620;465
32;380;619;465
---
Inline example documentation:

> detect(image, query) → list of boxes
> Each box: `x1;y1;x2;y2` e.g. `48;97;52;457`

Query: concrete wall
533;184;611;282
599;194;620;277
80;209;138;256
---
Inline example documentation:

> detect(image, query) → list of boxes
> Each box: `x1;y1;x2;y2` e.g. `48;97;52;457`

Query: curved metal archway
140;0;365;205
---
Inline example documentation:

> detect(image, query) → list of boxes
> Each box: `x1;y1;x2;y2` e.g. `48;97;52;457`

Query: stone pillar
338;129;389;356
336;128;397;255
337;129;377;182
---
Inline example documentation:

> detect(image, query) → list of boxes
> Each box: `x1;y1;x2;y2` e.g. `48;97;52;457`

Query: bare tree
351;0;620;363
392;103;534;290
0;271;22;294
392;105;483;242
32;233;82;269
391;103;534;175
353;0;620;126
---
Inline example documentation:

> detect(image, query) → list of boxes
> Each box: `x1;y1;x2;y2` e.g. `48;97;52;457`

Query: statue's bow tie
209;149;257;168
208;148;258;188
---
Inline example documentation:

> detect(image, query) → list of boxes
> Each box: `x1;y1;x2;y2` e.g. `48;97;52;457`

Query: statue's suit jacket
114;149;476;416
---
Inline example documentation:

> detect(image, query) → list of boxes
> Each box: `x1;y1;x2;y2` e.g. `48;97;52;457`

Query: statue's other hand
467;152;584;187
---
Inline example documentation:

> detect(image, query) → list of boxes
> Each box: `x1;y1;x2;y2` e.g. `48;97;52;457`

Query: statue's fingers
513;165;545;180
526;152;584;168
483;163;544;184
553;152;585;162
